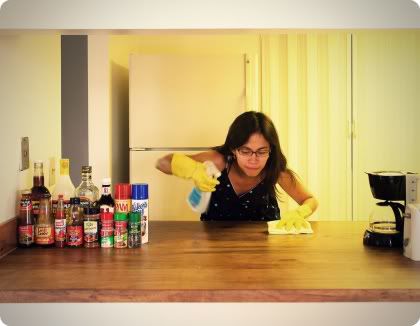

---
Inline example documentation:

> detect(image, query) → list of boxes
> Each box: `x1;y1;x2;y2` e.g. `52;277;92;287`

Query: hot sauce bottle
35;195;55;247
66;197;84;248
54;195;66;248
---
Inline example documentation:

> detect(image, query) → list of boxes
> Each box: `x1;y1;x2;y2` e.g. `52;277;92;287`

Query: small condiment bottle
18;190;34;247
100;208;114;248
128;212;141;248
66;197;84;248
83;205;100;248
114;212;128;248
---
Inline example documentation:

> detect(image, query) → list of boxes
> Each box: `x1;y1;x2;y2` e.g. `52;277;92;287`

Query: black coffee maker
363;171;406;248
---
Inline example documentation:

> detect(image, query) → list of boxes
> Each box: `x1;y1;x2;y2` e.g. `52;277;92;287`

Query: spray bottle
187;161;221;213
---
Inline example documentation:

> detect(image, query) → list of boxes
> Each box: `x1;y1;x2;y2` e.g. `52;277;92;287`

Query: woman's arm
277;171;318;214
155;150;225;175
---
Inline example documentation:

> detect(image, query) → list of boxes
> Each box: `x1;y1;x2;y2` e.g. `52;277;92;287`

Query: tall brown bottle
31;161;51;221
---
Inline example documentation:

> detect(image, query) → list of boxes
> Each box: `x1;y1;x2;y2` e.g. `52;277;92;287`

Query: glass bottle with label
52;159;75;215
35;195;55;247
98;178;115;213
18;190;34;247
83;205;100;248
75;166;99;209
31;161;51;221
54;194;66;248
66;197;84;248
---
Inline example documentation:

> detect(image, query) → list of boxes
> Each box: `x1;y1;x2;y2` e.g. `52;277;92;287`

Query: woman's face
233;132;271;177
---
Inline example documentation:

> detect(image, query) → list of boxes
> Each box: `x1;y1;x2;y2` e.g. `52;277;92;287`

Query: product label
52;200;71;216
100;222;113;237
32;200;40;216
114;232;127;248
35;224;54;244
79;197;91;209
132;199;148;244
128;221;141;235
54;219;67;242
20;198;32;211
84;220;99;243
101;235;114;248
115;199;131;213
67;225;83;246
18;225;34;245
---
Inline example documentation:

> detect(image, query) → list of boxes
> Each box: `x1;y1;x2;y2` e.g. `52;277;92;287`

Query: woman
156;111;318;230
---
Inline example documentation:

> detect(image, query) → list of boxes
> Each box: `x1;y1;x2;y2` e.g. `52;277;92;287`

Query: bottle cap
21;189;31;196
131;183;148;200
70;197;80;205
102;178;111;186
100;209;114;220
129;212;141;222
81;166;92;173
114;212;128;221
84;205;100;215
114;183;131;199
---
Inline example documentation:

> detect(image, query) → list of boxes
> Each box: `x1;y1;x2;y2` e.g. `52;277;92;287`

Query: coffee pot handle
389;202;405;233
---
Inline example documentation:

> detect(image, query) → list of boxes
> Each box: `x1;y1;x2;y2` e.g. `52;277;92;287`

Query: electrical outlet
20;137;29;171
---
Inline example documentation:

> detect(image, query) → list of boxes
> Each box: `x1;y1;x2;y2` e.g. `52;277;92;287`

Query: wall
0;34;61;223
88;35;111;188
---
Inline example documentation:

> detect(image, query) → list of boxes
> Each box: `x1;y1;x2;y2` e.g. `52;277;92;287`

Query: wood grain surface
0;217;16;259
0;221;419;302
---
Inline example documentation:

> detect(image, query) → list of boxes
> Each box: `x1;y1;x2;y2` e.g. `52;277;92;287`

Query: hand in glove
276;204;313;231
171;153;220;192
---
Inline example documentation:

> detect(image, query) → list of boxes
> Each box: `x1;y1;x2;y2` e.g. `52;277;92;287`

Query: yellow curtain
261;32;351;220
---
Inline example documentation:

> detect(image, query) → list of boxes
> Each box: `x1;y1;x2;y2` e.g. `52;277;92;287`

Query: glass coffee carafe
366;201;405;247
363;171;406;248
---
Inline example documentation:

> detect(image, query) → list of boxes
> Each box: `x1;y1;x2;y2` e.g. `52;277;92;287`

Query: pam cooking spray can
131;183;149;244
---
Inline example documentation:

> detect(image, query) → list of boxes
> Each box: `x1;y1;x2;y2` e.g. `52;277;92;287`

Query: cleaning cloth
267;219;314;234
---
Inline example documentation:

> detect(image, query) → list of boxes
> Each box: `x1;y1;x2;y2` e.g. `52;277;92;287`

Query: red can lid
114;183;131;199
100;209;114;220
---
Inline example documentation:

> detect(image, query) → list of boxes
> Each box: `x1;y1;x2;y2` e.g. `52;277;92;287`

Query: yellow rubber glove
171;153;220;192
276;204;313;231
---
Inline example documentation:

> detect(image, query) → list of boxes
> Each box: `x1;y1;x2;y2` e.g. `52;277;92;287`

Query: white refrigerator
129;53;255;220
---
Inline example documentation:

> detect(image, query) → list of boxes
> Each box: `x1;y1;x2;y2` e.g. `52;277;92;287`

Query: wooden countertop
0;221;420;302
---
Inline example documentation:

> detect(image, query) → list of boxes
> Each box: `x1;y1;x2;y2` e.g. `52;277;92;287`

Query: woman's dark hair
214;111;295;199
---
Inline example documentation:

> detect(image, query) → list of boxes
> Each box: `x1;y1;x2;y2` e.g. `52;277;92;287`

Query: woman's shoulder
207;150;226;172
190;150;226;172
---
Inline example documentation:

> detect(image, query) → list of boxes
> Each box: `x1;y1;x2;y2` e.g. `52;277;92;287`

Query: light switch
20;137;29;171
49;157;56;186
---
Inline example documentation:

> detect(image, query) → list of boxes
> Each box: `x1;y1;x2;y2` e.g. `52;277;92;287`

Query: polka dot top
200;167;280;221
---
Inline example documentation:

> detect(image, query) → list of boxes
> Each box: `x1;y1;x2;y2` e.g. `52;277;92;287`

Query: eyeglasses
236;147;270;158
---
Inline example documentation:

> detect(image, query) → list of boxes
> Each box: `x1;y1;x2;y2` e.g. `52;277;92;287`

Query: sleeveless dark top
200;167;280;221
